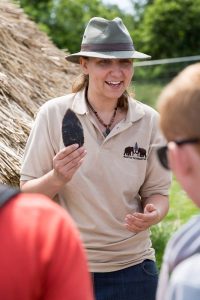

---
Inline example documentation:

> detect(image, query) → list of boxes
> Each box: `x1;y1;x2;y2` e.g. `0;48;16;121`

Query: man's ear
79;57;89;74
169;143;200;202
168;142;191;177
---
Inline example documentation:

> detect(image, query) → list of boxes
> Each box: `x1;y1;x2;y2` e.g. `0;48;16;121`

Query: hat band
81;42;134;52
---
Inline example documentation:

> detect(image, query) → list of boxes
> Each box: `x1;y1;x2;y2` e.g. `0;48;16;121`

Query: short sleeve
139;113;172;198
20;105;57;181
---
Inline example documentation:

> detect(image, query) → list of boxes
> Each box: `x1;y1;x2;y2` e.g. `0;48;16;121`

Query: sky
102;0;133;13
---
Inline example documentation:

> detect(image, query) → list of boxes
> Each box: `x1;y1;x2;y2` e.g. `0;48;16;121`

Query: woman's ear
79;57;89;74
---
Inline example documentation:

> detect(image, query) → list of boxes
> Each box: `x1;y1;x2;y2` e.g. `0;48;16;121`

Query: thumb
144;203;156;214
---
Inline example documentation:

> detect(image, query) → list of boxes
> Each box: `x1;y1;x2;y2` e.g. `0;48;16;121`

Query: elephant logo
124;142;147;160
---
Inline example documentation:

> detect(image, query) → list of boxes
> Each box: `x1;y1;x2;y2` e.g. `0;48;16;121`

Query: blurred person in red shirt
0;184;94;300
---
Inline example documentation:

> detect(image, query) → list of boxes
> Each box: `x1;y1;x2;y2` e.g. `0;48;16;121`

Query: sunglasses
157;138;200;170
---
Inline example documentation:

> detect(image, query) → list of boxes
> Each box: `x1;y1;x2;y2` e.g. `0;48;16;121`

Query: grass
132;80;164;108
131;80;200;269
167;179;199;223
152;178;199;269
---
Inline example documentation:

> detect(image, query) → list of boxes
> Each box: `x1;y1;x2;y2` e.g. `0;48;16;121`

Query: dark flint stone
62;109;84;147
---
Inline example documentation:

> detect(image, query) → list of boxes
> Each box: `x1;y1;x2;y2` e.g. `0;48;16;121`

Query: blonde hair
157;63;200;146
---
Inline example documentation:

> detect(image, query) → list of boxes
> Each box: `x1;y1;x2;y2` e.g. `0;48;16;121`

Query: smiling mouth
105;81;122;87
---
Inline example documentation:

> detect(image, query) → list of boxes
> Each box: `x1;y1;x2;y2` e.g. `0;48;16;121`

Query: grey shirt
168;254;200;300
156;215;200;300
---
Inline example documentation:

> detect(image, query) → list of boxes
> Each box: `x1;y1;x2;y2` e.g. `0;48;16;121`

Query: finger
125;215;145;228
133;212;155;221
56;157;85;182
54;147;86;169
124;223;144;233
57;152;86;177
132;212;146;220
145;203;156;213
63;160;84;178
56;144;80;160
62;147;86;166
126;212;149;223
62;155;85;173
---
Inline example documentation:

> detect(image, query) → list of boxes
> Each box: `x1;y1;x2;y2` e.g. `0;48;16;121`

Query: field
133;80;165;108
132;80;199;268
152;179;199;268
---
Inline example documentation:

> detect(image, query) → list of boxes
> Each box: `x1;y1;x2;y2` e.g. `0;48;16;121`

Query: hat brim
65;51;151;64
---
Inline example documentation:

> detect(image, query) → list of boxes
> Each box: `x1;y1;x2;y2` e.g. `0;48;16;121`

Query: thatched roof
0;1;80;186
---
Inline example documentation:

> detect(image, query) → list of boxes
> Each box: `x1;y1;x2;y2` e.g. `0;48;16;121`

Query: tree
129;0;155;21
17;0;135;53
135;0;200;59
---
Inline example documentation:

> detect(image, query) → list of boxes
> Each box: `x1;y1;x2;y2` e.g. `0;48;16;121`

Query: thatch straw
0;0;80;186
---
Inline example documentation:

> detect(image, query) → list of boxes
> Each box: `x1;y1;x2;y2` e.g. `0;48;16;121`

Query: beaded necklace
86;95;118;137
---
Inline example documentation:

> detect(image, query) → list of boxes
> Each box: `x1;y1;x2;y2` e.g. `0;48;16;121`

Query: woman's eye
99;60;110;66
120;60;132;66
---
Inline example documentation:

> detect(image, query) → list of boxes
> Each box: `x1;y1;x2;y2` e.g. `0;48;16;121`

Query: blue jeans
92;260;158;300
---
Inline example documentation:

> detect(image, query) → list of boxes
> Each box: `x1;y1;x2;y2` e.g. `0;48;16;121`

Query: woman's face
80;57;134;100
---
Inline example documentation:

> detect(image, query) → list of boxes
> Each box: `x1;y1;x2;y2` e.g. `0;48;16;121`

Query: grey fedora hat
65;17;151;63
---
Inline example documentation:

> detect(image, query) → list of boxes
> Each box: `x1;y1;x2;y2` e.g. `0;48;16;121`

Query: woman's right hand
20;144;86;198
53;144;87;184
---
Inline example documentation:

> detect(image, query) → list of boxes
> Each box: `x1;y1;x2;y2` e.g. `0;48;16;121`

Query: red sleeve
0;193;94;300
36;196;94;300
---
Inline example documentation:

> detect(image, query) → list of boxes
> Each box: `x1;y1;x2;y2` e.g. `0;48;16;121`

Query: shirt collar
126;96;145;123
72;89;88;115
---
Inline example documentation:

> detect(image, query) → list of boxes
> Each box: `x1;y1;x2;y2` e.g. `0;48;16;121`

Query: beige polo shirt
21;89;171;272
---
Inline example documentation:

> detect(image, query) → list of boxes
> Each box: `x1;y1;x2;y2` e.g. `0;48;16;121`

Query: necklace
86;97;118;137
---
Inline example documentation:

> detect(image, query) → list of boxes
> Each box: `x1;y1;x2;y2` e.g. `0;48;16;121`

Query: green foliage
16;0;200;69
136;0;200;59
151;223;177;270
132;80;164;107
152;178;199;269
17;0;135;53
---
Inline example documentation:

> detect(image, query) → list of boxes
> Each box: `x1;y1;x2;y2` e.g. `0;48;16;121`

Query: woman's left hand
124;204;160;233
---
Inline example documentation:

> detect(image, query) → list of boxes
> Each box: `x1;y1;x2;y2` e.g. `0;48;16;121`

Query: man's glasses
157;138;200;170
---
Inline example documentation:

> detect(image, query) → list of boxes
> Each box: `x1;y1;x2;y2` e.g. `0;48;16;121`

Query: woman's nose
110;63;123;76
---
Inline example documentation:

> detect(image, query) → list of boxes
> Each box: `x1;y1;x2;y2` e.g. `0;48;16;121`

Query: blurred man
156;63;200;300
0;184;94;300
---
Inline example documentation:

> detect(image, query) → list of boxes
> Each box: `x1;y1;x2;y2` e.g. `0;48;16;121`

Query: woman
20;17;171;300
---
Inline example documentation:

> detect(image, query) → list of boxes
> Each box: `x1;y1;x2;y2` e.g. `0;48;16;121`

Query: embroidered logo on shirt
123;142;147;160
